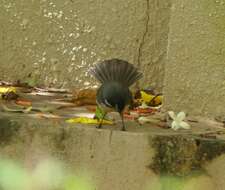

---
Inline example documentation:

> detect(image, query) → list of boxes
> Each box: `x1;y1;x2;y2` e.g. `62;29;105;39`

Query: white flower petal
180;121;190;129
171;121;179;130
176;112;186;122
168;111;176;120
138;116;150;124
139;102;150;109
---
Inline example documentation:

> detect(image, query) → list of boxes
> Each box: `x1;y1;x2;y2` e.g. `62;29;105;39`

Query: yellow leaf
140;91;162;106
66;117;114;125
0;87;16;94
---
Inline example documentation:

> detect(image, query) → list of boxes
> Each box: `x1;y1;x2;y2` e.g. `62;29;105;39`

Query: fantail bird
90;58;143;131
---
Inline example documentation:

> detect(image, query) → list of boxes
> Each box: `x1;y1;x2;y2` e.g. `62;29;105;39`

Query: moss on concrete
0;118;20;144
150;136;198;176
150;135;225;176
195;139;225;164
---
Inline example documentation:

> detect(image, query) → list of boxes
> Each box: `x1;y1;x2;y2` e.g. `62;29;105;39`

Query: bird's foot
96;124;102;129
121;126;126;131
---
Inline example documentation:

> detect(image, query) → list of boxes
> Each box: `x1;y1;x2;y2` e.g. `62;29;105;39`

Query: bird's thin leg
120;112;126;131
97;112;107;129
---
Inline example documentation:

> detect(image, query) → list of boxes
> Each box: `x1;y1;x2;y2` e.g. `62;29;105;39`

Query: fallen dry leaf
15;99;32;107
72;88;97;106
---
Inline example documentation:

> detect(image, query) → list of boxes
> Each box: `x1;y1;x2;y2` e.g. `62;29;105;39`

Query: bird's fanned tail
89;59;143;87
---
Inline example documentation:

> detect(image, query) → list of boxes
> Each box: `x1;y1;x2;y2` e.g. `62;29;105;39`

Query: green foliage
0;159;93;190
0;160;29;190
95;106;106;120
64;176;92;190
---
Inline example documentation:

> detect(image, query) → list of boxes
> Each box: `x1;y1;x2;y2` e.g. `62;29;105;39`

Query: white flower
138;116;151;125
168;111;190;130
138;102;150;109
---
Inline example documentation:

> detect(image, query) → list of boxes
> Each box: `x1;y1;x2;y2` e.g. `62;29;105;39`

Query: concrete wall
163;0;225;117
0;0;171;91
1;0;224;117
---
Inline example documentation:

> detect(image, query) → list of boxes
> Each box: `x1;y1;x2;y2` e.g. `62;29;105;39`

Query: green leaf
95;106;106;120
64;175;92;190
0;160;29;190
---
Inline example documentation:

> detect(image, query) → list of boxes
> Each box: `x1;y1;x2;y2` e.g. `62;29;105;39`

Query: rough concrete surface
0;113;225;190
1;0;225;189
0;116;156;190
0;0;171;91
163;0;225;117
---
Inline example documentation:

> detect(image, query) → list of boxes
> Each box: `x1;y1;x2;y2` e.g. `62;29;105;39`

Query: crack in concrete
108;129;113;145
137;0;150;68
58;127;66;153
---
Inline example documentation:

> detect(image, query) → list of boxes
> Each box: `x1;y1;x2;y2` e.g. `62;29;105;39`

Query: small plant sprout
168;111;190;130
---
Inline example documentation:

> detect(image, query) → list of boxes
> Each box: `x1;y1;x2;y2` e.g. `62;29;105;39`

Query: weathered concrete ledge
0;115;225;190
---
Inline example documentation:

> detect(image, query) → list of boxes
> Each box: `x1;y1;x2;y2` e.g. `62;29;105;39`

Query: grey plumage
90;58;143;131
90;59;143;87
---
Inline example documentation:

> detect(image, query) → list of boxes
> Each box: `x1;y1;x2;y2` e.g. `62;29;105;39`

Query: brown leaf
72;88;97;106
